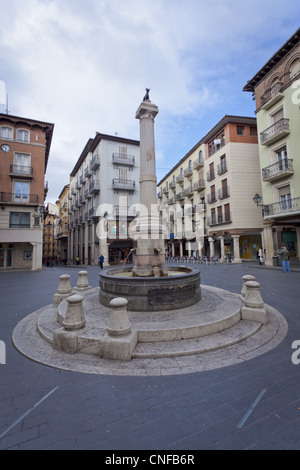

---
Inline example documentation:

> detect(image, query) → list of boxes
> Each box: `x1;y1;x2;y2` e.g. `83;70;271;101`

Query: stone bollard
63;294;86;330
100;297;138;360
241;281;267;324
53;294;86;354
241;275;256;297
53;274;72;305
74;271;92;291
107;298;132;336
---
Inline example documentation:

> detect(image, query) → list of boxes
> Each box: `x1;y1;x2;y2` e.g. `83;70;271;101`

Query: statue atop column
143;88;150;101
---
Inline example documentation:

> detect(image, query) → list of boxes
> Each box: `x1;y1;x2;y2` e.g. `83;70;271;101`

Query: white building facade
68;133;140;266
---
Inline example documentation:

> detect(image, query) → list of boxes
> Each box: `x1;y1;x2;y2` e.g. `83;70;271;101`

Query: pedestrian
99;254;104;269
76;256;79;266
258;247;264;265
278;245;290;272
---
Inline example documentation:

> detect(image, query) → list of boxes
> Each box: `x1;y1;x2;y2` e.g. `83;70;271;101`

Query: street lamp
253;193;262;207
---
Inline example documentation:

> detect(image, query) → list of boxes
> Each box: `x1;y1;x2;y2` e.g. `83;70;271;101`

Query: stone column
132;95;167;276
179;241;183;258
208;237;215;257
232;235;241;263
262;222;274;267
296;227;300;261
219;236;225;263
171;242;175;257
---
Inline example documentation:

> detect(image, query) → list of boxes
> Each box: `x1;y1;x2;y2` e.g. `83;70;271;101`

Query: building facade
244;28;300;265
158;115;263;262
55;185;69;265
43;202;58;266
68;133;140;266
0;113;54;270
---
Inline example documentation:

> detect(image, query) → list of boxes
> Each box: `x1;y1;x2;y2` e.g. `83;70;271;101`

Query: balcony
207;193;217;204
80;174;85;185
169;180;176;189
90;155;100;171
206;170;215;182
260;82;284;110
184;166;193;178
207;213;232;226
89;181;100;194
0;192;39;204
218;186;230;199
176;174;184;185
71;187;76;196
168;197;175;205
84;188;90;199
193;179;205;192
260;118;290;146
193;156;204;170
217;162;227;175
85;165;92;178
262;159;294;182
112;179;135;192
176;192;184;201
264;197;300;218
9;164;33;178
112;153;135;167
162;185;169;194
44;181;48;196
183;185;194;197
88;207;99;219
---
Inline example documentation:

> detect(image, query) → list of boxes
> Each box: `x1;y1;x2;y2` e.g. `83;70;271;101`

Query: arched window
0;126;13;139
290;58;300;80
17;129;30;142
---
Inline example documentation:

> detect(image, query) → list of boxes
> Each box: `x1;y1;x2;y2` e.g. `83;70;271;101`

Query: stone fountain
99;91;201;311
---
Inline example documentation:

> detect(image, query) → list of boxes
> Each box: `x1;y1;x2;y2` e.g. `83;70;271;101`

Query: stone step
132;320;262;358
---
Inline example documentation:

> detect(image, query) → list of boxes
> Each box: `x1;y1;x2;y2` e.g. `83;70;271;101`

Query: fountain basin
99;266;201;311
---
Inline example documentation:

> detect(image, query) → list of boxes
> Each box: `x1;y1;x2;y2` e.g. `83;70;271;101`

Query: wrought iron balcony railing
9;164;33;177
262;159;294;182
260;118;290;146
112;179;135;191
0;192;39;204
112;153;135;166
263;197;300;217
260;82;283;109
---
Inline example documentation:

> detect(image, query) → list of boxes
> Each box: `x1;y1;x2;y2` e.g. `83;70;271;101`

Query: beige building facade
55;184;69;265
244;27;300;265
158;115;263;262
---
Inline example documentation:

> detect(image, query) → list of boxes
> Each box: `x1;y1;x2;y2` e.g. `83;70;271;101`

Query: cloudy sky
0;0;299;204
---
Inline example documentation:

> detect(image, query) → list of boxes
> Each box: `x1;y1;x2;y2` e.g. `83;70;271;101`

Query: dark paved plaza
0;261;300;450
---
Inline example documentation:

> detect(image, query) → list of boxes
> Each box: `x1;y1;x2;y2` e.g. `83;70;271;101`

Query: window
278;185;292;210
17;129;29;142
14;153;31;175
208;130;225;156
9;212;30;228
237;126;245;136
250;127;257;136
0;126;13;139
290;58;300;80
271;107;284;124
13;181;30;202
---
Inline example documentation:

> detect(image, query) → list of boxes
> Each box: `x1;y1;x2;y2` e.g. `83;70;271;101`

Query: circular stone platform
12;285;288;376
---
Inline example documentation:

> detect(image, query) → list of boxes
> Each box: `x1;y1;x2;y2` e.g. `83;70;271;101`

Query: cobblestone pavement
0;262;300;450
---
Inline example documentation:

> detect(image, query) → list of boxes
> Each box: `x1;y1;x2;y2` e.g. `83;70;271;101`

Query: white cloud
0;0;299;202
